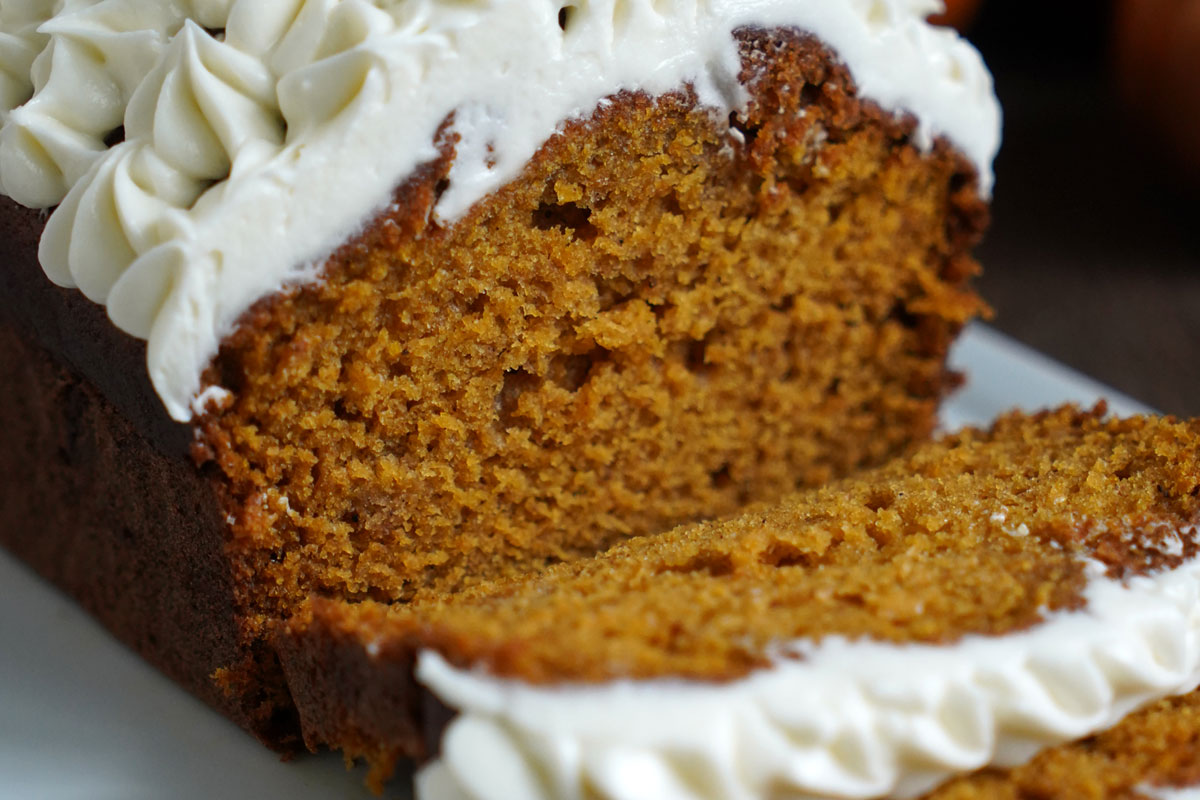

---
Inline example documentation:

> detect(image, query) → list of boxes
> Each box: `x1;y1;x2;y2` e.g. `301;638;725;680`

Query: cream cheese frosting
0;0;55;125
1140;786;1200;800
0;0;1001;421
1137;786;1200;800
413;547;1200;800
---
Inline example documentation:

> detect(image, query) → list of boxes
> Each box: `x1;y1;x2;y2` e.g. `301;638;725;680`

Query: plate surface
0;323;1153;800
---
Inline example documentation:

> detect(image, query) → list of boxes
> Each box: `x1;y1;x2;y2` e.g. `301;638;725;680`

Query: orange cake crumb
310;407;1200;684
197;31;988;643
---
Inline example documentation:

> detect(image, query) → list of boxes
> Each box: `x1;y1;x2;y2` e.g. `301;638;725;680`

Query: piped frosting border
414;547;1200;800
0;0;1000;422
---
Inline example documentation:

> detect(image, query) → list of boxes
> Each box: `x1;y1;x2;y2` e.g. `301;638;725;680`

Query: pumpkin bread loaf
0;0;1001;792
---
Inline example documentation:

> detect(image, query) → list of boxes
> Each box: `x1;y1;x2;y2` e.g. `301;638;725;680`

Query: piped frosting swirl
39;18;284;331
0;0;203;207
0;0;56;125
0;0;1002;421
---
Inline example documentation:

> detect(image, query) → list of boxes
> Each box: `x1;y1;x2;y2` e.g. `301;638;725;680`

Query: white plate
0;323;1153;800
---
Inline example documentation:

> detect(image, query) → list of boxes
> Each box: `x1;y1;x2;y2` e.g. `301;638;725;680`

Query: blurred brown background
959;0;1200;415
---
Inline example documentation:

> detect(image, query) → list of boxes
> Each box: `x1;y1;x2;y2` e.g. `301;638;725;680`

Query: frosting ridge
0;0;196;207
0;0;1002;421
415;551;1200;800
0;0;55;125
39;18;284;322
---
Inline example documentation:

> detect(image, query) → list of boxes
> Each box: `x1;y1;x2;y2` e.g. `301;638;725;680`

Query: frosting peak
0;0;54;125
37;18;285;325
0;0;195;207
0;0;1001;421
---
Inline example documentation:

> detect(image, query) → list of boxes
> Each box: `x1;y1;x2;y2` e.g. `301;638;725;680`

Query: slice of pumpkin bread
279;406;1200;798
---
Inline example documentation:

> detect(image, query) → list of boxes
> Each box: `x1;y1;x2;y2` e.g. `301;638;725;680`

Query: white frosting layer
1141;787;1200;800
0;0;1001;421
415;555;1200;800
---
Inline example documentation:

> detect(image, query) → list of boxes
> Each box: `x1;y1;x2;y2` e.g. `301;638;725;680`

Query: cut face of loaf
0;23;989;764
198;29;988;638
278;407;1200;797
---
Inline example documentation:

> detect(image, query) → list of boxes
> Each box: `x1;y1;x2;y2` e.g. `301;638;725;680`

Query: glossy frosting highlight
415;551;1200;800
0;0;1001;421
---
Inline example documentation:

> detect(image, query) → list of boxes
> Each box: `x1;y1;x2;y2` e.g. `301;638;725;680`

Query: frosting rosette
0;0;198;207
39;18;284;329
0;0;56;124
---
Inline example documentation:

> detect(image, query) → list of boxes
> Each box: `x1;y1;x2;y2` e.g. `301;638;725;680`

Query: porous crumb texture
197;29;988;635
309;408;1200;685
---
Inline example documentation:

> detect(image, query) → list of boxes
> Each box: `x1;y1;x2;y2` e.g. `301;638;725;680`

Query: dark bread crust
273;598;445;786
0;199;192;456
0;196;300;749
